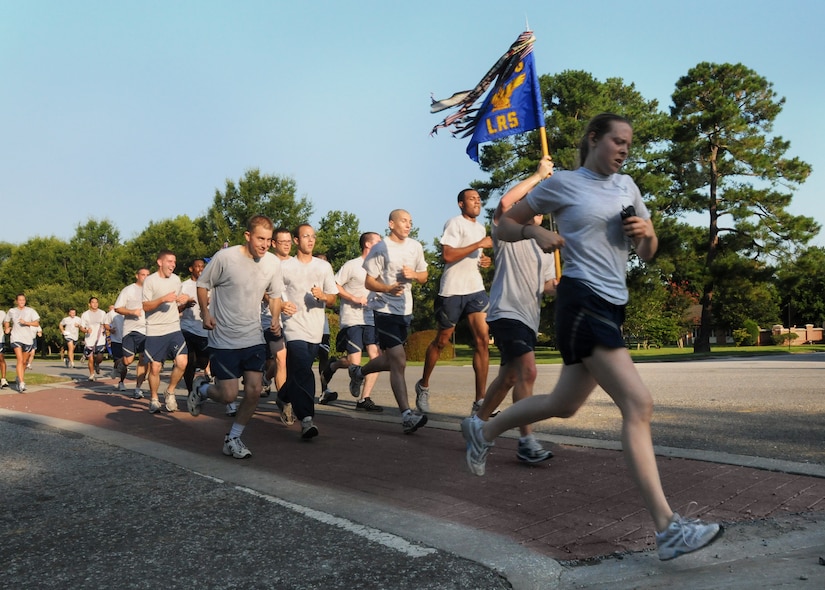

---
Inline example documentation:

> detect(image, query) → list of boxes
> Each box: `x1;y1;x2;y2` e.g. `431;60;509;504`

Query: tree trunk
694;287;713;353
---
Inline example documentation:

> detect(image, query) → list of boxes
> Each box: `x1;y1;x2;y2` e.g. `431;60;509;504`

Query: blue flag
465;51;544;162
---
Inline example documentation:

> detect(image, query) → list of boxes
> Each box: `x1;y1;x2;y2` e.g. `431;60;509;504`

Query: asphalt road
0;417;512;590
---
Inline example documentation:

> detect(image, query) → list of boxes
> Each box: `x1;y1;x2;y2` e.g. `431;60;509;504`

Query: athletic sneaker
0;378;8;389
348;365;364;398
164;391;178;413
470;399;499;418
301;416;319;440
94;361;101;374
414;380;430;413
261;375;271;398
26;363;32;370
133;389;144;400
356;398;383;412
461;416;493;476
276;397;295;426
516;435;554;464
402;411;427;434
188;375;209;417
225;402;238;417
656;513;723;560
148;399;162;414
64;357;70;368
17;381;26;393
117;382;126;392
223;435;252;459
319;390;338;405
89;374;96;382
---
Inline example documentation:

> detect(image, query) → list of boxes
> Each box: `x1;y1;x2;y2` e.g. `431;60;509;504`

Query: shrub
772;332;798;345
405;329;453;362
732;328;752;347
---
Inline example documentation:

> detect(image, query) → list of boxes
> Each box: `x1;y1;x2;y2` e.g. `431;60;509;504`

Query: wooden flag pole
539;126;562;278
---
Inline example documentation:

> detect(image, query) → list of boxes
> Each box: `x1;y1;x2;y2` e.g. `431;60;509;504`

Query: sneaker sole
301;426;319;440
223;448;252;459
460;418;487;476
187;390;202;417
278;401;295;426
403;414;428;434
660;526;724;561
356;405;384;412
517;450;554;464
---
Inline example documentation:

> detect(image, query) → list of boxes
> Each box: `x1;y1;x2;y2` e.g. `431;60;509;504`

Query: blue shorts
374;312;411;350
64;337;78;344
83;344;106;358
12;342;35;353
434;290;489;329
122;331;146;359
336;325;377;355
110;342;123;361
210;344;267;380
488;319;536;365
145;332;187;363
555;277;626;365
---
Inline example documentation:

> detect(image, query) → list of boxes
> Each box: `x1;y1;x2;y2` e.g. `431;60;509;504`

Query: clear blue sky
2;0;822;250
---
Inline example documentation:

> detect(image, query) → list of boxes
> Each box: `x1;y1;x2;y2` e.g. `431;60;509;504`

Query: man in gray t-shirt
189;215;286;459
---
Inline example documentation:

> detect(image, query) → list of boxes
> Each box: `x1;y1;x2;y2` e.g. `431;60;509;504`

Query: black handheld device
620;205;636;220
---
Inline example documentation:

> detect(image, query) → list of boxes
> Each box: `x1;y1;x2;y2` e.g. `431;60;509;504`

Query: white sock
229;423;244;439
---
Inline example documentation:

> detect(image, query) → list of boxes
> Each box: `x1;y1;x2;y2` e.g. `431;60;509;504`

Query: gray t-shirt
363;237;427;316
197;246;284;350
488;222;555;332
526;167;648;305
114;283;146;336
335;256;373;328
439;214;486;296
281;256;337;344
142;272;183;337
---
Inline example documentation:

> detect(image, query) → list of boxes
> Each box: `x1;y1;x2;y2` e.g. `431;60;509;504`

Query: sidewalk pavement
1;364;824;589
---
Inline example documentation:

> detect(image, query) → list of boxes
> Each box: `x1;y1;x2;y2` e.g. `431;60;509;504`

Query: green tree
667;62;817;352
201;168;313;252
776;246;825;327
315;210;362;269
67;219;123;294
0;237;71;303
121;215;209;277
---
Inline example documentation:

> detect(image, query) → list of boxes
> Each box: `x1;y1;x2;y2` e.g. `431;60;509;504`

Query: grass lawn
3;370;67;386
443;343;825;365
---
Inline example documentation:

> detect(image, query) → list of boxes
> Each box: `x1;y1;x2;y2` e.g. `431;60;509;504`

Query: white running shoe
223;435;252;459
164;391;178;412
188;375;209;417
656;513;723;560
461;416;493;476
414;380;430;413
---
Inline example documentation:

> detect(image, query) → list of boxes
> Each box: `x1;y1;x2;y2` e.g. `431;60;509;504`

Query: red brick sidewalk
4;383;825;561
